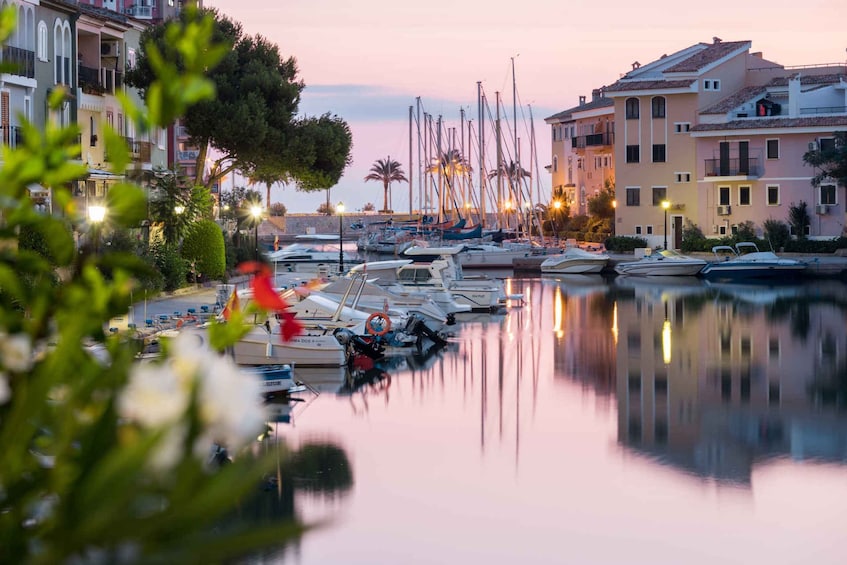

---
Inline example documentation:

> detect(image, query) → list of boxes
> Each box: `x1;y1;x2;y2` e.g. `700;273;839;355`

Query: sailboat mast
416;98;423;219
460;108;466;215
408;105;413;216
477;82;486;229
496;91;504;230
437;115;443;224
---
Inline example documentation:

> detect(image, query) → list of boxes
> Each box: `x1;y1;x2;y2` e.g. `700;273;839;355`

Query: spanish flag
273;235;280;251
221;288;240;321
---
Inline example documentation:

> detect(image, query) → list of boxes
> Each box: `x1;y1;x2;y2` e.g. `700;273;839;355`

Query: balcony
2;45;35;78
79;65;104;95
177;149;199;162
572;132;615;149
704;157;760;179
125;5;153;18
127;138;152;162
1;125;24;148
800;106;847;116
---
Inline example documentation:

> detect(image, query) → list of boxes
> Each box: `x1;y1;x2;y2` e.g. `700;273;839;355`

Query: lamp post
88;205;106;254
552;200;562;245
661;200;671;249
336;202;345;273
250;204;262;260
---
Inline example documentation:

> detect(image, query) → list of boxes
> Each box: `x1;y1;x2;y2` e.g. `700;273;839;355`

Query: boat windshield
655;249;687;259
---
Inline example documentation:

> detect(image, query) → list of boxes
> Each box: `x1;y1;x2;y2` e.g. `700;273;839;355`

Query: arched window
37;21;47;61
625;98;639;120
651;96;666;119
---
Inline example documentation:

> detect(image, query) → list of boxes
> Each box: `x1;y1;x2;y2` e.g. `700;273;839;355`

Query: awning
27;183;49;195
87;168;124;180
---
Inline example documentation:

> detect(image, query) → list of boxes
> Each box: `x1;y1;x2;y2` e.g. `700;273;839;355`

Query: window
768;337;780;361
37;22;48;61
674;122;691;133
718;186;730;206
651;96;666;118
646;225;654;235
652;187;667;206
652;144;666;162
552;155;558;173
767;185;780;206
820;184;836;205
718;225;727;235
625;98;639;120
626;145;640;163
626;187;640;206
704;79;721;91
675;172;691;183
635;225;642;235
766;139;779;159
739;186;751;206
819;137;836;152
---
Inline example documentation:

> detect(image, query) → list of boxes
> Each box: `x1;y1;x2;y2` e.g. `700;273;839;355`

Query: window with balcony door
718;186;730;206
651;97;666;119
820;184;836;205
625;98;639;120
626;187;640;206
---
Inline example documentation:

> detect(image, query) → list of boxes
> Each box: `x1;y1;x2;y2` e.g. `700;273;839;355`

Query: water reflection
278;275;847;564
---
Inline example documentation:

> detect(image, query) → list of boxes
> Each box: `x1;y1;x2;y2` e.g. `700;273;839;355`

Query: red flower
237;262;304;342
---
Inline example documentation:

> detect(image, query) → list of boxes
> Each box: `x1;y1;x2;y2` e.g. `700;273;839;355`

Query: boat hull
541;259;607;274
614;261;706;276
700;263;806;281
233;328;348;367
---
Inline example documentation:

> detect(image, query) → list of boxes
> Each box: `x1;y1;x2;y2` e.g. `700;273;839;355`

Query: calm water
261;275;847;564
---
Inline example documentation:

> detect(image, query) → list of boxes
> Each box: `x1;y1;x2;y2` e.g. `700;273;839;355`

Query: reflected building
614;280;847;484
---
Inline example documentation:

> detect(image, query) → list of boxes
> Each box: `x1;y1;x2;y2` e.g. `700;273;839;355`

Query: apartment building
545;89;614;216
549;38;847;248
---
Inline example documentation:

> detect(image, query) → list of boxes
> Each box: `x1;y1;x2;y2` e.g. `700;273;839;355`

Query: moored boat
699;242;806;281
540;247;609;274
614;248;707;276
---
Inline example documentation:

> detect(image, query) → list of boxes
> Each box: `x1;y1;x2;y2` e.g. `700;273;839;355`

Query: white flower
1;333;33;373
197;357;267;450
118;363;190;428
0;372;10;404
149;424;188;472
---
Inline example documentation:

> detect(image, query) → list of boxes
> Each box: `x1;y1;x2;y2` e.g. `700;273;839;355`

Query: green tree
147;169;213;246
269;202;287;216
364;157;407;212
789;201;811;240
182;219;226;281
763;218;791;251
125;8;352;194
803;131;847;188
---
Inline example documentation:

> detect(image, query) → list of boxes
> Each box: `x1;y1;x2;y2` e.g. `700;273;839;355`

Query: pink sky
206;0;846;214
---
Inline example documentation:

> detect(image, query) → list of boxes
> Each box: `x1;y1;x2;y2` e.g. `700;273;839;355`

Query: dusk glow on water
264;276;847;564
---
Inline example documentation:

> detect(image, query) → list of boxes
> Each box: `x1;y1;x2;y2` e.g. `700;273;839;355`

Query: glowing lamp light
88;205;106;223
662;319;672;365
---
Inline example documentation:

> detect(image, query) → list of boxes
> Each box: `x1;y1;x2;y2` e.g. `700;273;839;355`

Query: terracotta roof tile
700;86;768;115
665;40;750;73
690;115;847;132
545;96;613;121
766;73;847;87
605;79;696;93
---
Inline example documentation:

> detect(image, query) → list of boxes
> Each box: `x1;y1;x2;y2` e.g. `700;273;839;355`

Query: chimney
631;61;641;70
591;88;603;101
788;73;801;118
713;36;722;44
579;95;586;105
751;52;763;58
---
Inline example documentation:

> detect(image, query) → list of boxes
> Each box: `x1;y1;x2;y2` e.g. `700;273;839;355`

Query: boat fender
365;312;391;336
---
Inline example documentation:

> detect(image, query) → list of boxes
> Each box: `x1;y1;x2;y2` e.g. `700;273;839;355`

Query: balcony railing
79;65;103;95
125;5;153;18
125;138;152;162
800;106;847;115
1;125;24;148
177;149;199;161
1;45;35;78
704;157;760;177
572;132;615;149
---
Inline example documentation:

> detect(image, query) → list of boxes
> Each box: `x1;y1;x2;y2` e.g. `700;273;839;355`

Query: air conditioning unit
101;42;120;58
808;140;819;151
815;204;829;215
717;205;731;216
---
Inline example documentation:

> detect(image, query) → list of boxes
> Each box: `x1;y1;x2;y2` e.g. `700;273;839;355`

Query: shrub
150;238;188;291
680;221;706;253
605;235;649;252
182;219;226;281
763;219;791;251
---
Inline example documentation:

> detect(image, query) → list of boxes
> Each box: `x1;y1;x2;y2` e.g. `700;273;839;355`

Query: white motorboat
614;248;707;276
457;241;542;269
348;259;472;316
243;364;304;396
228;323;350;368
540;247;609;274
699;242;806;281
399;246;515;312
267;235;358;277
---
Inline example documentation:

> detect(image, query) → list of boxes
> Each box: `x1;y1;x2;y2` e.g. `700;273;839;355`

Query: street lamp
661;200;671;249
88;205;106;254
250;204;262;260
336;202;345;273
552;200;562;245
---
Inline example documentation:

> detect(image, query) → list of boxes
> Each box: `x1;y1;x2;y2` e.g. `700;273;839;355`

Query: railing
126;139;152;162
704;157;760;177
177;149;199;161
125;5;153;18
800;106;847;115
102;68;123;94
79;65;103;95
2;45;35;78
1;125;24;148
572;132;615;149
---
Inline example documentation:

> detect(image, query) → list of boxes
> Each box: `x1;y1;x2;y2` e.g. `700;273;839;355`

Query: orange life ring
365;312;391;336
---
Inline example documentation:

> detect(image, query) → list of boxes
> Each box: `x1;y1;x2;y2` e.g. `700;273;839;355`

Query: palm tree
364;157;407;212
487;160;531;185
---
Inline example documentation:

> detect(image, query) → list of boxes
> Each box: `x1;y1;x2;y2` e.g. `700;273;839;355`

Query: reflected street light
250;204;262;260
661;200;671;249
88;204;106;254
336;202;345;273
